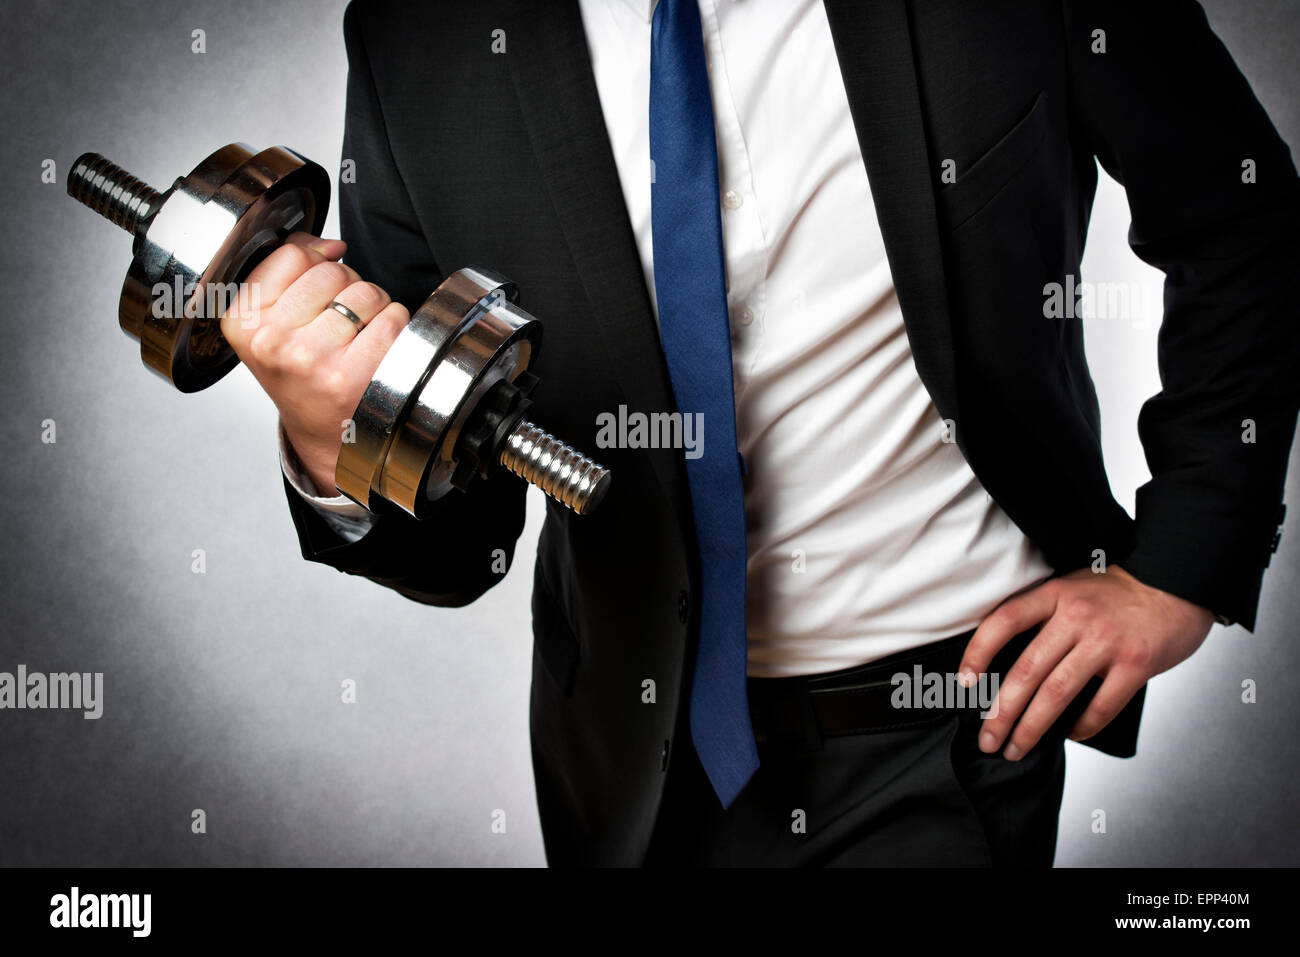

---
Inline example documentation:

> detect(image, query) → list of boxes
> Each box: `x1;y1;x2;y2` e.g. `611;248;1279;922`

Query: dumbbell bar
66;144;610;517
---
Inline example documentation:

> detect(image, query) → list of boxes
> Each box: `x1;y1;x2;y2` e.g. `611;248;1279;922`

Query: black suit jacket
284;0;1300;865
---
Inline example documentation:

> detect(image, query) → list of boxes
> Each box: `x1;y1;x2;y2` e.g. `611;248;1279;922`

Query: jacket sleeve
1062;0;1300;628
280;0;528;607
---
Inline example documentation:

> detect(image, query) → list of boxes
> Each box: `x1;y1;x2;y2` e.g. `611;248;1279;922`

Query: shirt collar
616;0;657;23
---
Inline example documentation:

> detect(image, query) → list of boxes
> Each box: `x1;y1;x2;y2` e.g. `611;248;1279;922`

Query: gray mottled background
0;0;1296;867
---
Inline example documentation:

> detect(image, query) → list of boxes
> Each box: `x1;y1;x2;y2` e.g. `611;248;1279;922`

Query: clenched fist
220;232;410;495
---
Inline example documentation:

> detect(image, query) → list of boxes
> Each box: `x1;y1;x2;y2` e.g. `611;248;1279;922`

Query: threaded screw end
67;152;162;235
499;420;611;515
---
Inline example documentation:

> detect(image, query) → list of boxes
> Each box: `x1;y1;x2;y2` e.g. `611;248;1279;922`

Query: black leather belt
747;626;1040;748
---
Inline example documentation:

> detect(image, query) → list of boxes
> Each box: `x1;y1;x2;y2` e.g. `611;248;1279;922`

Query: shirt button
677;589;689;624
722;189;743;210
735;306;754;327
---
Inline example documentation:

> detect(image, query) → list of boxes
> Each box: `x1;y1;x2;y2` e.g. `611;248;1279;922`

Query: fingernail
309;238;344;254
958;670;976;688
979;731;997;752
1004;743;1023;761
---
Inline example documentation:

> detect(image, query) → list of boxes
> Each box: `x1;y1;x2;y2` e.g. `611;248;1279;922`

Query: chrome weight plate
116;144;329;392
335;266;541;517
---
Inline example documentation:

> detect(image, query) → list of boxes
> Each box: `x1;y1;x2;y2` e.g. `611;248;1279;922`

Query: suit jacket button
677;590;689;624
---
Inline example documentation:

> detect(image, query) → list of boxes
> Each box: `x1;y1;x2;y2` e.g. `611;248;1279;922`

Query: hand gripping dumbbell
66;144;611;516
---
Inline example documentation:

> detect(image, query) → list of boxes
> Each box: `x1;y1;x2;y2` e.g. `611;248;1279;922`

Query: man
219;0;1298;866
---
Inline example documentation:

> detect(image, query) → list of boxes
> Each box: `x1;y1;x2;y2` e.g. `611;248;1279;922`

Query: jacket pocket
938;91;1049;231
531;558;580;696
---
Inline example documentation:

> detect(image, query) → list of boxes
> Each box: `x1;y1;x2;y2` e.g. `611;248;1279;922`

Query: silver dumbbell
67;144;611;516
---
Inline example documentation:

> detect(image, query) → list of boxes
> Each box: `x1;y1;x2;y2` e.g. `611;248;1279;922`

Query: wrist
280;424;341;498
304;463;340;498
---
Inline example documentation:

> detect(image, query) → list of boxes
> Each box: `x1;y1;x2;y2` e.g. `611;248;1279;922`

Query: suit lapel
499;0;688;515
821;0;960;427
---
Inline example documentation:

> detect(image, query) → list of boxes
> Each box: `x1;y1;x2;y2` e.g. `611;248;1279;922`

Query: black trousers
644;628;1070;867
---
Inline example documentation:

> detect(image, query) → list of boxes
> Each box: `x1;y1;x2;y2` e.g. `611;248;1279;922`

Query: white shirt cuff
278;421;377;543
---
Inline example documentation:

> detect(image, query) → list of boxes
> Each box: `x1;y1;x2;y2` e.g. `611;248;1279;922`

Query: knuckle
378;301;410;331
1060;595;1099;625
1009;652;1041;683
363;305;410;351
272;242;316;277
1119;638;1154;670
319;366;354;406
348;281;388;311
1090;701;1118;726
284;342;317;379
1040;670;1073;702
1089;618;1120;643
247;325;283;366
309;260;351;289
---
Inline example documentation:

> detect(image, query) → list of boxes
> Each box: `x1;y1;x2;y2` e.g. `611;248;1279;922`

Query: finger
347;300;411;368
976;617;1076;754
296;302;410;430
960;579;1060;685
1068;669;1145;742
272;260;365;331
283;231;345;254
221;237;345;349
243;235;346;307
1002;642;1110;760
300;280;392;351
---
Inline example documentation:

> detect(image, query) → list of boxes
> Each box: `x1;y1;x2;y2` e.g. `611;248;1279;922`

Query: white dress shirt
285;0;1054;677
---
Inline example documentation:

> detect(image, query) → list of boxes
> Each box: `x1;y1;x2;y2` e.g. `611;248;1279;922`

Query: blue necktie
649;0;758;808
